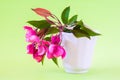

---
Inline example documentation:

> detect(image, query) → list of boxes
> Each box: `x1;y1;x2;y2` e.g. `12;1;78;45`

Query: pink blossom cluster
24;26;66;62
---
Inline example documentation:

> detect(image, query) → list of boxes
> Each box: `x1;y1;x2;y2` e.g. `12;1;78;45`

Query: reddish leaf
32;8;52;17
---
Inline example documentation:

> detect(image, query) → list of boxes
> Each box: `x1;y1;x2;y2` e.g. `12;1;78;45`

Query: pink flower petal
51;35;60;44
24;26;36;35
24;26;40;43
47;44;66;59
24;26;33;30
42;40;50;46
53;45;65;57
27;43;35;54
33;52;44;62
61;48;66;59
38;45;46;55
29;35;40;43
47;53;54;59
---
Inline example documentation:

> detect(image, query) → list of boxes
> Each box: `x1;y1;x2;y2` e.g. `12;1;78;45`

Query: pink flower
33;51;45;62
41;40;50;46
51;35;60;44
24;26;39;43
38;45;46;55
47;44;66;59
24;26;66;63
33;40;49;62
27;43;36;54
27;44;46;62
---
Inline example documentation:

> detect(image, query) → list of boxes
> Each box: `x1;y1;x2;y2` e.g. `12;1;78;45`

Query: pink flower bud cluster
24;26;66;62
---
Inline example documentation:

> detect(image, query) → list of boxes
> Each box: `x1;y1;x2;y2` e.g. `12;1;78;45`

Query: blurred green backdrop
0;0;120;80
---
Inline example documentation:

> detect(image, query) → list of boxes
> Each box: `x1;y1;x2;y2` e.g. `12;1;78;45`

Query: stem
51;14;62;26
45;17;55;24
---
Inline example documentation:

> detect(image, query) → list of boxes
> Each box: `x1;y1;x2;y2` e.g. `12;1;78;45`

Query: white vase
61;32;97;74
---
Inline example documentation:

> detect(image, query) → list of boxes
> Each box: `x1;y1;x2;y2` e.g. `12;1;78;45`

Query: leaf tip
67;6;70;9
31;8;34;11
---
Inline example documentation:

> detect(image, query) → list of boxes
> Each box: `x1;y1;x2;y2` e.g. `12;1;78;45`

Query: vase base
64;68;88;74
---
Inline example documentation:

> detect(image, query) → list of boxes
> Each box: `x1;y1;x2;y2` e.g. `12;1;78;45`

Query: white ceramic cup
61;32;97;73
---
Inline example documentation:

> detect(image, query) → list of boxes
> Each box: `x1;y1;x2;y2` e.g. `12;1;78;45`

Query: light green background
0;0;120;80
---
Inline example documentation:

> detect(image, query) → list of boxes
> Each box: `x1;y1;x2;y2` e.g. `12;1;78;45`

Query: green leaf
63;28;72;33
72;25;90;39
68;15;78;24
61;6;70;24
41;55;45;65
77;20;84;27
81;27;101;36
27;20;51;29
77;20;101;36
44;37;51;41
46;27;59;35
52;58;59;67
